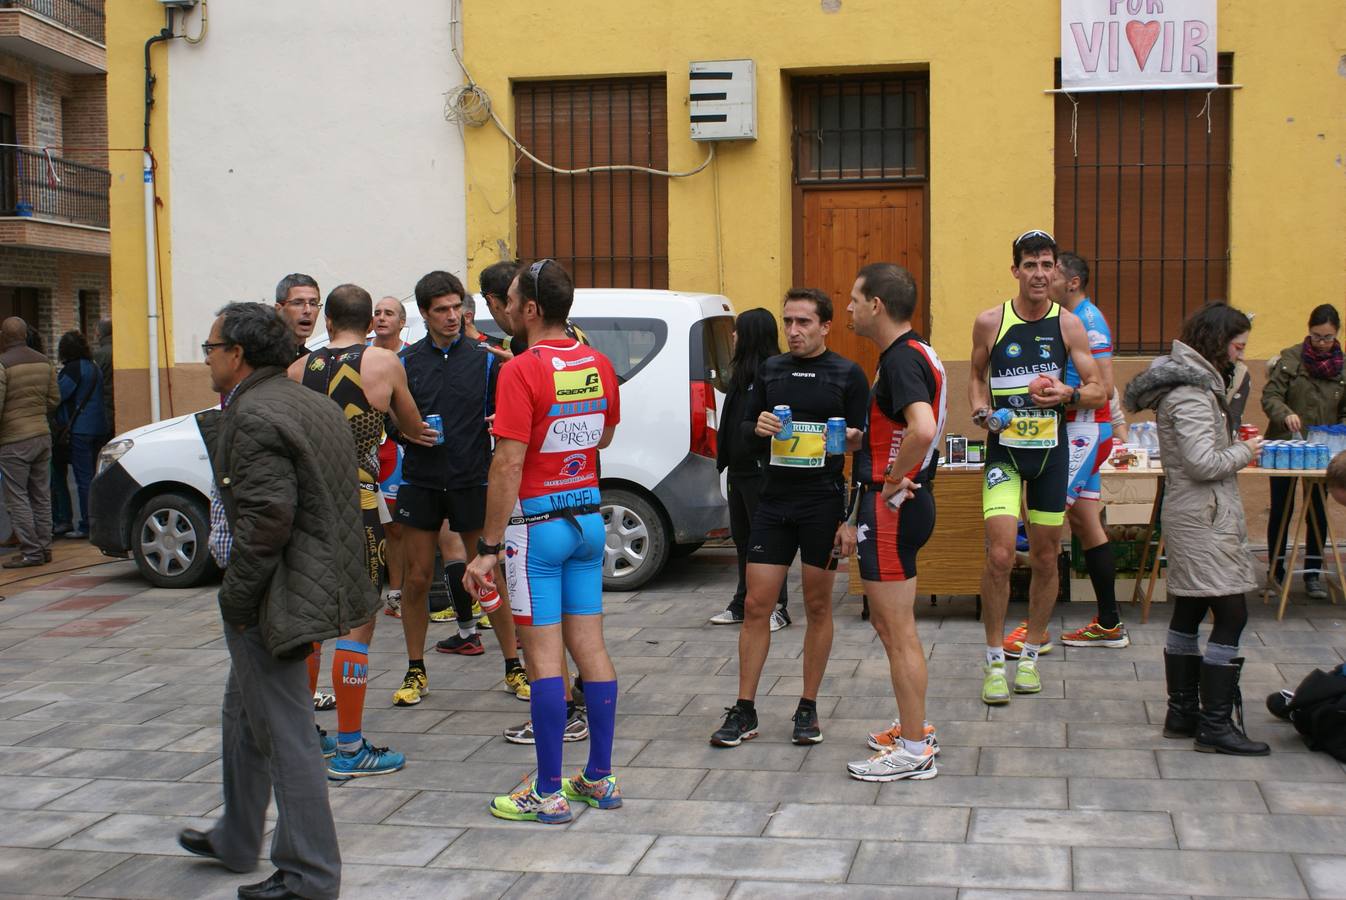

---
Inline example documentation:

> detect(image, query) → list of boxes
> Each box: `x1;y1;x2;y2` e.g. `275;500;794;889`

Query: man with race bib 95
968;230;1107;705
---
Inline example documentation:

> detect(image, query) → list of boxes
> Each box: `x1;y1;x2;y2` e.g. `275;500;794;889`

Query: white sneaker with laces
769;608;791;632
709;608;743;625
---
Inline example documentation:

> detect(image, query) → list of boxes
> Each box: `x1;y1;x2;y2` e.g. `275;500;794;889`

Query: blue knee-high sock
530;676;566;795
583;679;618;782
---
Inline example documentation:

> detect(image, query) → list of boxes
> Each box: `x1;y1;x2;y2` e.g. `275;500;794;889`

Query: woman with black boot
1124;302;1269;756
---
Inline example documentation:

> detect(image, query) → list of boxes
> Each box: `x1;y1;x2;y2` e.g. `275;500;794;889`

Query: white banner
1061;0;1218;92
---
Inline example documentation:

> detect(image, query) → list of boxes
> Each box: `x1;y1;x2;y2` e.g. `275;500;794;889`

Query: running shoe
489;780;572;824
562;772;622;809
1060;618;1131;648
392;668;429;707
770;607;791;633
503;706;589;745
436;633;484;655
313;691;336;712
383;590;402;618
709;704;759;747
505;667;530;701
846;744;938;782
708;608;743;625
982;662;1011;705
326;739;406;780
791;705;823;745
316;725;337;759
1305;575;1329;600
1002;621;1054;658
428;607;457;624
1013;657;1043;694
866;719;940;755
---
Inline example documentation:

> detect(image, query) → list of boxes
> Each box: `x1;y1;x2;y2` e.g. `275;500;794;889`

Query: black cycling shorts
394;483;487;534
747;491;846;571
856;484;935;583
983;440;1069;527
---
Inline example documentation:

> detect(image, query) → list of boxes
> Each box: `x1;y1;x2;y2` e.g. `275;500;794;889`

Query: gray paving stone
691;768;878;804
635;834;857;882
764;802;968;841
55;812;219;856
348;706;455;735
730;883;954;900
958;893;1188;900
1068;721;1310;752
979;747;1159;778
1259;781;1346;816
0;719;58;745
431;828;653;875
0;745;73;774
462;735;647;769
630;739;805;772
1070;777;1267;812
934;719;1066;748
333;821;463;866
872;774;1067;809
680;693;839;718
831;695;988;721
1074;847;1307;897
971;807;1176;847
15;699;183;725
0;808;106;848
0;774;88;809
58;852;248;900
1175;811;1346;853
21;721;199;751
506;873;731;899
34;749;216;781
1156;749;1346;782
5;681;164;704
606;766;708;800
986;698;1152;724
44;779;223;817
570;798;773;836
848;840;1071;890
0;846;132;896
1295;854;1346;899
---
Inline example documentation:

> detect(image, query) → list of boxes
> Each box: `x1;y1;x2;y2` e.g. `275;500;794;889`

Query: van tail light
690;381;718;458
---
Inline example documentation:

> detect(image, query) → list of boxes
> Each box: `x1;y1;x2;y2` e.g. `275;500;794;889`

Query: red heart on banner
1126;20;1161;69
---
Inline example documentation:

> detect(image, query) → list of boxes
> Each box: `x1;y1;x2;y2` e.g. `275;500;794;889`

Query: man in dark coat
177;302;376;900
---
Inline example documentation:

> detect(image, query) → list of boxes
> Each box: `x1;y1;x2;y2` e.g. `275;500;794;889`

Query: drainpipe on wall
143;16;173;423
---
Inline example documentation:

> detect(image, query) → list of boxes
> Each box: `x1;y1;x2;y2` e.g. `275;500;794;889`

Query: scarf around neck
1302;337;1344;380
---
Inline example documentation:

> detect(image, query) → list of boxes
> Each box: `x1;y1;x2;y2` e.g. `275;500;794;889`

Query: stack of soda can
1259;440;1331;470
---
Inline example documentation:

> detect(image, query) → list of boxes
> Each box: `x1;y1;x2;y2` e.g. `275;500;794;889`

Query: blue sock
530;676;566;795
583;679;618;782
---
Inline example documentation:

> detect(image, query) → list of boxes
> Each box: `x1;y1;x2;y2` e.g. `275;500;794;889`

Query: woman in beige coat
1124;303;1269;756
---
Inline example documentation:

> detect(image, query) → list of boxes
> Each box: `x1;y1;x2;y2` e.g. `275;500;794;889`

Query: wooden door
800;186;926;376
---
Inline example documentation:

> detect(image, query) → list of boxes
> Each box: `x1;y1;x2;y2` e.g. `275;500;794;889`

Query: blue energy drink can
425;413;445;446
987;408;1013;433
825;417;847;455
1290;442;1306;470
773;405;793;441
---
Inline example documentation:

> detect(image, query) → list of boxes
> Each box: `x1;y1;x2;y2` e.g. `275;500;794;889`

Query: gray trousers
210;624;340;899
0;434;52;560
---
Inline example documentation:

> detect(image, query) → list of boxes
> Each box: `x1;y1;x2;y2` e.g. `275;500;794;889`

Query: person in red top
465;259;622;825
842;263;948;783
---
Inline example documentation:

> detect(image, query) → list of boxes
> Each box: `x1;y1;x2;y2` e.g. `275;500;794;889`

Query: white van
90;290;735;592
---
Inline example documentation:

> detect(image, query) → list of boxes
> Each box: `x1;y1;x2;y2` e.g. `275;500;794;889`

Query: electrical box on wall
689;59;756;141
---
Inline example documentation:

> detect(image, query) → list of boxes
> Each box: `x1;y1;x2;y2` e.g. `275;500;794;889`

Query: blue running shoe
317;726;337;759
326;739;406;780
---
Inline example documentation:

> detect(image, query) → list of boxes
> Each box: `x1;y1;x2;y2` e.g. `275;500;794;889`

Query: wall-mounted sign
1061;0;1218;92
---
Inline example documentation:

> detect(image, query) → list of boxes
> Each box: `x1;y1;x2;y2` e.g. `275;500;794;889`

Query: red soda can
477;574;501;615
1239;424;1259;441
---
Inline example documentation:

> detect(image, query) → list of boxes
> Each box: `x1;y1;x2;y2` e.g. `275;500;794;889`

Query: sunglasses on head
1014;229;1055;246
528;259;552;283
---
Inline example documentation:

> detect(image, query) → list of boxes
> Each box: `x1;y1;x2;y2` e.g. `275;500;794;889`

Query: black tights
1168;592;1249;648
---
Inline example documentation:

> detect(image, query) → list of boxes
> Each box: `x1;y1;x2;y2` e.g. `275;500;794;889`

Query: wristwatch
1070;388;1080;406
476;537;502;556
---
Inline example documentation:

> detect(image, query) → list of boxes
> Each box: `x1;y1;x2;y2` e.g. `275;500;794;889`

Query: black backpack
1286;667;1346;762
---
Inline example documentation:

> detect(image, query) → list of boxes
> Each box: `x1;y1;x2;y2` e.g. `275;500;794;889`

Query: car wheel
669;541;704;559
131;492;219;589
600;488;670;591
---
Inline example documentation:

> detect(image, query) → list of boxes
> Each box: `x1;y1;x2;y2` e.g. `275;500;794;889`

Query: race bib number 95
770;421;826;468
1000;408;1059;449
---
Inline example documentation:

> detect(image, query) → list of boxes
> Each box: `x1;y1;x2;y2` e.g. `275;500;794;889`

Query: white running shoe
847;744;938;782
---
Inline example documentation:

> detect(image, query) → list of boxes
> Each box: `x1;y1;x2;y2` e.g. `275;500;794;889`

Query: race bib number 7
999;408;1059;450
770;421;826;468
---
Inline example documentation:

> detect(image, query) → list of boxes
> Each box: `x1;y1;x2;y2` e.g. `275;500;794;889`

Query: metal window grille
1055;56;1233;355
514;77;669;289
0;0;105;44
793;75;928;184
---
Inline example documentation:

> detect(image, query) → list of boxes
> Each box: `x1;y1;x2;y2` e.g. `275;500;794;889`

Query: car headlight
96;439;133;477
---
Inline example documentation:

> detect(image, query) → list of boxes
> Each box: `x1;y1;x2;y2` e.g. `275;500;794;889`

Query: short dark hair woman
708;307;790;628
51;330;109;539
1124;302;1268;756
1261;304;1345;600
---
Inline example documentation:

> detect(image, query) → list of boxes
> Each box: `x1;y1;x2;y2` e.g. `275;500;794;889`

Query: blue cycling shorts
1066;421;1113;506
503;486;605;627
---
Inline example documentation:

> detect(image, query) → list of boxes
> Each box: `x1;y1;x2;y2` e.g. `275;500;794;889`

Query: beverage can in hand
476;573;501;614
425;413;444;446
986;408;1013;433
825;417;847;455
773;405;793;440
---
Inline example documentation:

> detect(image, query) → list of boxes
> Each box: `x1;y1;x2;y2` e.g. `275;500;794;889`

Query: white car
90;290;735;591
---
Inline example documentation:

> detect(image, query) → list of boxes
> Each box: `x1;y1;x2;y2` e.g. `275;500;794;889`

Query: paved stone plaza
0;549;1343;898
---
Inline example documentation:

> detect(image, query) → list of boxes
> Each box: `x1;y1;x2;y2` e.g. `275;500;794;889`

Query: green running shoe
489;780;572;824
1013;658;1043;694
982;662;1010;705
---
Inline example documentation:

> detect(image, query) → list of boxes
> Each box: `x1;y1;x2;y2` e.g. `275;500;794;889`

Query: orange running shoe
866;719;940;755
1060;618;1130;648
1002;621;1053;659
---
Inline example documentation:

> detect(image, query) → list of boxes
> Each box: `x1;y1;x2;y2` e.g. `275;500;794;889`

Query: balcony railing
0;0;104;44
0;147;109;228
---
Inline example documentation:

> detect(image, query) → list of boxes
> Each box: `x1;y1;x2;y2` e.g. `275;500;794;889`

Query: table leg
1277;477;1306;622
1141;535;1164;625
1264;474;1297;607
1131;479;1164;608
1312;479;1344;606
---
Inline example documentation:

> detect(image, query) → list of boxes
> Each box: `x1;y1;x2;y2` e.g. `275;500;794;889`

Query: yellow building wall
462;0;1346;361
106;0;175;426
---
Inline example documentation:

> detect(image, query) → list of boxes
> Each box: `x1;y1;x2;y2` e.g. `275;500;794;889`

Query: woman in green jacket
1261;304;1346;599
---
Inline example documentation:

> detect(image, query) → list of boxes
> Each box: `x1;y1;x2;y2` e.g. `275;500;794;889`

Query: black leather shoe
238;870;301;900
177;828;219;861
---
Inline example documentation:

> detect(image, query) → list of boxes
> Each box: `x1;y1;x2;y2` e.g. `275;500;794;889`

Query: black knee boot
1162;651;1202;739
1195;658;1270;756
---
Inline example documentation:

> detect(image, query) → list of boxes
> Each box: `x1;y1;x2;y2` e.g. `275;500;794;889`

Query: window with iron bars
1055;56;1234;355
793;75;928;184
514;77;669;289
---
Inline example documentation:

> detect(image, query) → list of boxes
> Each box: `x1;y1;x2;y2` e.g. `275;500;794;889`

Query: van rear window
690;315;734;394
568;318;667;384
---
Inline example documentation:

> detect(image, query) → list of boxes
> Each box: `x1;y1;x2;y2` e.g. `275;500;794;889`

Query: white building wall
166;1;466;360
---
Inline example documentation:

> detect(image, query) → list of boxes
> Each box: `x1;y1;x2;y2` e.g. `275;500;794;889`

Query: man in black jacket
392;270;523;707
177;302;371;900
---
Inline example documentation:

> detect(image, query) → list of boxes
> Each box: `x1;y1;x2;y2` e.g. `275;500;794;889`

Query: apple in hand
1029;375;1055;398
